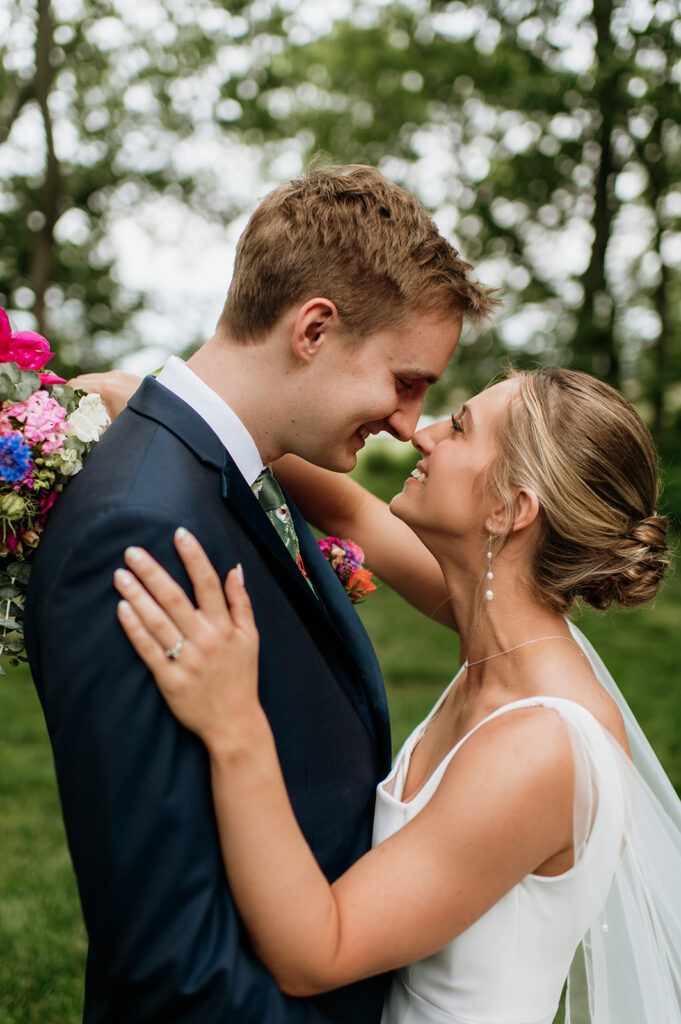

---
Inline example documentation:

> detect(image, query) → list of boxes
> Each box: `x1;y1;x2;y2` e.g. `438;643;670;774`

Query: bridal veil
564;621;681;1023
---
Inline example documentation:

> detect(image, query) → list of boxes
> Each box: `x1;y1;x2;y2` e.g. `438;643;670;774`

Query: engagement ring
165;638;184;660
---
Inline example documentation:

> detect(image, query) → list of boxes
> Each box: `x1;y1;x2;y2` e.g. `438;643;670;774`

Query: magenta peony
0;308;65;383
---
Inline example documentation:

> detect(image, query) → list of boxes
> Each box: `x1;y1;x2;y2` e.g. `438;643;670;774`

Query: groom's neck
187;332;287;464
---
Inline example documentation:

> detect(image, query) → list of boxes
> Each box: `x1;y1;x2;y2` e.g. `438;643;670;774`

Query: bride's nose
411;419;442;456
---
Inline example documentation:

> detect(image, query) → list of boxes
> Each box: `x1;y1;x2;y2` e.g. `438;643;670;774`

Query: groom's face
295;310;462;472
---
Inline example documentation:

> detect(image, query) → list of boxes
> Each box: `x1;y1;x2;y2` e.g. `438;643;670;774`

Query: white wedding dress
372;623;681;1024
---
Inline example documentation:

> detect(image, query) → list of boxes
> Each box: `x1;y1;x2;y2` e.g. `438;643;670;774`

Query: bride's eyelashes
451;413;464;434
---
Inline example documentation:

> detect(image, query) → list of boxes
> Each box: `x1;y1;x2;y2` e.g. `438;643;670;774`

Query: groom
26;166;494;1023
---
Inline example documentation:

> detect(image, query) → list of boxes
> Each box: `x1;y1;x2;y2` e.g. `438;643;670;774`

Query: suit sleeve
31;506;319;1023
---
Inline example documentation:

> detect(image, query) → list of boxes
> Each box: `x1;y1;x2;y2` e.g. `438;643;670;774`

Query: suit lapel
128;378;391;770
224;461;390;766
291;504;392;772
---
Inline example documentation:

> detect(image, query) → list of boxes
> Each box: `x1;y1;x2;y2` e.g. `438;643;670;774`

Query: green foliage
223;0;681;419
4;0;681;423
0;667;86;1022
0;366;41;405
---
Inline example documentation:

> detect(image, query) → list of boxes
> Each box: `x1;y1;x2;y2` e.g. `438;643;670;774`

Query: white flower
67;393;111;443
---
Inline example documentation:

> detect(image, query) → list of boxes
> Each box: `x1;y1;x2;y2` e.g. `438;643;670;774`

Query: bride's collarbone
402;665;628;804
401;697;497;802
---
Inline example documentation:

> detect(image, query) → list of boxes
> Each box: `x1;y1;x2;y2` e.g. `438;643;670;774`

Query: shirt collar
156;356;265;486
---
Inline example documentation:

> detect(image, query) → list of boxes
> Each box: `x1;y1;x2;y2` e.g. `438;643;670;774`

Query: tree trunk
29;0;60;336
646;114;670;435
574;0;619;385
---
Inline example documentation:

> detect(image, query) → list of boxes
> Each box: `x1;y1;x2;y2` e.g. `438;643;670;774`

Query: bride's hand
69;370;142;420
113;528;261;750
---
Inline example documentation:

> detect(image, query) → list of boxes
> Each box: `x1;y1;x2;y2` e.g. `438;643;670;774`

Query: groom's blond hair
217;165;498;343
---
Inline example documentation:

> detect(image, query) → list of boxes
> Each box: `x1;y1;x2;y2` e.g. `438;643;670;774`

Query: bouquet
318;536;377;604
0;308;110;670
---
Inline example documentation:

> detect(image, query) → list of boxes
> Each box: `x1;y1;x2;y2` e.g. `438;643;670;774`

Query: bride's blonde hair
489;368;670;613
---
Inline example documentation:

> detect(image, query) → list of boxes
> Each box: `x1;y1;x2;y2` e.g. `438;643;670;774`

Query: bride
110;367;679;1024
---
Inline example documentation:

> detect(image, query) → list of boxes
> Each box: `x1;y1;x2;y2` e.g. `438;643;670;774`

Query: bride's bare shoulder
546;654;631;757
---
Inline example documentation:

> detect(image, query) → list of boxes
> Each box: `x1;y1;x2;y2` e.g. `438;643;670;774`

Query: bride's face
390;380;517;552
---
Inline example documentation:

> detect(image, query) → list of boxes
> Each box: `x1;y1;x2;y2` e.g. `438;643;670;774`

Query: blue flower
0;431;33;484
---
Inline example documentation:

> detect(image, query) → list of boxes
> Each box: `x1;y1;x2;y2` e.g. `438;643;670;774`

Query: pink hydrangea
0;390;69;454
0;307;65;383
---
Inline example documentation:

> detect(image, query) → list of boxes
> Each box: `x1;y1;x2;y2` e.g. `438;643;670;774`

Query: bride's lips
408;461;428;484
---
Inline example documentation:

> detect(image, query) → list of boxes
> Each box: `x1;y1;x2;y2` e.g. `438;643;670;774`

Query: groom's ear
290;298;338;364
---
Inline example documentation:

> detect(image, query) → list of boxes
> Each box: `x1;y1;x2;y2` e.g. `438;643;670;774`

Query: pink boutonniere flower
318;536;377;604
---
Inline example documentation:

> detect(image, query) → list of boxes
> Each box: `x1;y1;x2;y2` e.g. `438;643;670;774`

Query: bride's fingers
114;567;189;654
122;545;209;638
173;528;230;622
116;599;171;678
224;566;258;638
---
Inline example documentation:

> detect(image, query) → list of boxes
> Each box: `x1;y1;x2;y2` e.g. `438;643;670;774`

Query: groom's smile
293;310;463;473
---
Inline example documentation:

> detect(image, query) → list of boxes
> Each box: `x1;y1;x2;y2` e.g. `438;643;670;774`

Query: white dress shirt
156;356;264;486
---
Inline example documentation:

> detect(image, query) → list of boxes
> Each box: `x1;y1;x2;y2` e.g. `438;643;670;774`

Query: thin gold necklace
464;635;581;669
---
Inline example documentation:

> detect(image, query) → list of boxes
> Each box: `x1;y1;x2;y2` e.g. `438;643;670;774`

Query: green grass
1;518;679;1020
0;671;87;1023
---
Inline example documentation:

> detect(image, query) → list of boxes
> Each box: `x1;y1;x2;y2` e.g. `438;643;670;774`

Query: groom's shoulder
62;386;225;516
31;397;230;585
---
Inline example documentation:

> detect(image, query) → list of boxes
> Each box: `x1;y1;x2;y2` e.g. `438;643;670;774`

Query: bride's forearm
206;714;342;996
271;455;365;537
273;455;458;631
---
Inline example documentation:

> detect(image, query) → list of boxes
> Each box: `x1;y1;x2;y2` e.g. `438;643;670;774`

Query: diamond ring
165;637;184;660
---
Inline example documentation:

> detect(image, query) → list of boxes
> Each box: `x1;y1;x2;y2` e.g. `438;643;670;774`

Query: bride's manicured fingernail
125;546;142;563
114;568;132;589
118;600;132;617
175;527;190;544
236;563;245;586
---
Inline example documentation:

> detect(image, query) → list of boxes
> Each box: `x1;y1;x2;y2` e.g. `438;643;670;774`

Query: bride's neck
439;558;567;680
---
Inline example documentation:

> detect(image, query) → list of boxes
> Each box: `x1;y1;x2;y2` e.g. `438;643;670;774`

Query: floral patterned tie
252;467;314;590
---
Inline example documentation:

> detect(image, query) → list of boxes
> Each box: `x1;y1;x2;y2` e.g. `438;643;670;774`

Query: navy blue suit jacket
25;378;392;1023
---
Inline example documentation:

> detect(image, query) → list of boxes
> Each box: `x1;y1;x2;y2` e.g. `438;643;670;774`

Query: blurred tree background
1;0;680;433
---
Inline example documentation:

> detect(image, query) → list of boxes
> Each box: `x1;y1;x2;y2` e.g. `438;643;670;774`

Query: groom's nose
380;403;423;442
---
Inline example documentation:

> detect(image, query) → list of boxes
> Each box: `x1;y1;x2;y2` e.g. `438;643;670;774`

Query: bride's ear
510;487;540;534
485;487;540;537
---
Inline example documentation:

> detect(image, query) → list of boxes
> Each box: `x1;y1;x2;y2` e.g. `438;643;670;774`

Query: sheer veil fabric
565;621;681;1024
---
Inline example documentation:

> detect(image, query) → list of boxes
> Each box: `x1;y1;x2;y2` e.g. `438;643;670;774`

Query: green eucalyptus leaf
0;616;19;628
0;363;21;386
6;562;31;583
0;585;22;600
63;434;86;453
50;383;79;414
11;370;42;402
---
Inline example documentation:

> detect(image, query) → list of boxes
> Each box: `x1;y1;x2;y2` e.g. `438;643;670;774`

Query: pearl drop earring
485;533;494;601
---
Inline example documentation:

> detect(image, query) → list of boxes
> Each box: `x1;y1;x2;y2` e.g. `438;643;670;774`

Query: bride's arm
69;370;142;419
114;534;575;995
273;454;456;629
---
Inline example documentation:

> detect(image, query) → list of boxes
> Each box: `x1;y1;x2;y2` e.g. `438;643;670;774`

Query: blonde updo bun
491;369;671;614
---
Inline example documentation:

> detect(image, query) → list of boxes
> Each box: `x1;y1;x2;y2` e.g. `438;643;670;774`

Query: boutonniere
318;536;377;604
